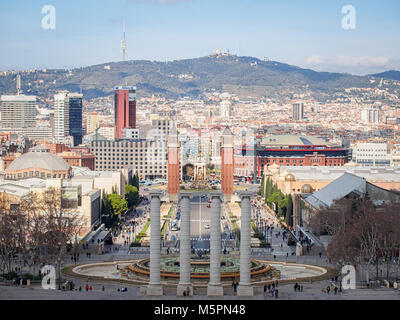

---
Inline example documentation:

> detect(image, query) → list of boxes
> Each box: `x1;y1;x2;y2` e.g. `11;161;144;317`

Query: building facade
235;135;349;179
54;92;83;146
114;86;137;140
292;102;304;121
0;95;37;128
353;142;392;166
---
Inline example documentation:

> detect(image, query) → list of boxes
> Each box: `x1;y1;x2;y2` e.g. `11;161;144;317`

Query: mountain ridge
0;55;398;101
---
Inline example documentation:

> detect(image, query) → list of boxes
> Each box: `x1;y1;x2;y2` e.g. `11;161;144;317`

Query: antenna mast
121;20;127;62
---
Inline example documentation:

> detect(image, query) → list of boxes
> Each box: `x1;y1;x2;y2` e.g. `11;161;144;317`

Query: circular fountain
127;256;277;283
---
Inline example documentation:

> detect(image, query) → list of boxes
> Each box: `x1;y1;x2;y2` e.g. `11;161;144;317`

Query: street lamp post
57;258;61;290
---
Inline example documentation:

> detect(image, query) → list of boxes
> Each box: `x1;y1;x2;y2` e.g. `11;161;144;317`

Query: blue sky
0;0;399;74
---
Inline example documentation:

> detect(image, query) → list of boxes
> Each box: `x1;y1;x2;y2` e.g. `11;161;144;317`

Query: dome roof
6;152;70;172
301;184;313;194
284;173;295;182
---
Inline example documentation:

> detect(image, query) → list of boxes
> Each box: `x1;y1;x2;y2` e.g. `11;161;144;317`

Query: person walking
275;289;278;298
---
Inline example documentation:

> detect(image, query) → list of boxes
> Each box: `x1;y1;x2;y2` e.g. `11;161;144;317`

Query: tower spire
121;19;127;62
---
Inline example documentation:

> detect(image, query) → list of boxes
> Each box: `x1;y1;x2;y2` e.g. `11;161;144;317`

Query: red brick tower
221;126;234;202
168;125;180;202
114;86;137;140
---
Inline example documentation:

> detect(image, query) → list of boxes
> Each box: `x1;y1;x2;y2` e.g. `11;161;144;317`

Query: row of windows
6;171;68;180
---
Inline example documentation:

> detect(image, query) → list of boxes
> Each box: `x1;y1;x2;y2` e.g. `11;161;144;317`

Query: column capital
209;192;223;202
238;190;255;200
149;190;164;199
179;192;193;201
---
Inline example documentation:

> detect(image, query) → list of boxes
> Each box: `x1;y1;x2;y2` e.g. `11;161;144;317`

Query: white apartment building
221;100;233;118
0;95;37;128
361;107;382;124
86;112;99;134
90;119;172;179
353;142;392;166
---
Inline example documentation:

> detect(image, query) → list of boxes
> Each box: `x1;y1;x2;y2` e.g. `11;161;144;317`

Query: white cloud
305;55;389;68
303;55;397;75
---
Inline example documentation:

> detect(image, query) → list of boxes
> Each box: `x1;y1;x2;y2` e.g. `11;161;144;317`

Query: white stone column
237;191;254;296
177;193;193;296
207;193;224;296
146;191;163;296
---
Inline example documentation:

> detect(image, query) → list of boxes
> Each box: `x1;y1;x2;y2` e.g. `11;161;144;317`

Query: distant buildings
361;106;381;124
292;102;304;121
54;92;83;146
0;95;37;128
114;86;137;140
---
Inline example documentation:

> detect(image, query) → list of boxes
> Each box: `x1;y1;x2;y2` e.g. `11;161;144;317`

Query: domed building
5;151;72;180
301;184;313;194
285;173;296;182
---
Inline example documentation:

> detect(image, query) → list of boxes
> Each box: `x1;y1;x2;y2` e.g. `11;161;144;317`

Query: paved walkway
2;280;399;300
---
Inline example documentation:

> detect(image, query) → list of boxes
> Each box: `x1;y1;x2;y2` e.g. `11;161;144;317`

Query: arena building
235;135;349;180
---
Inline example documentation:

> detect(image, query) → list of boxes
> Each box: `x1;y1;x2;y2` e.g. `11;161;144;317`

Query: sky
0;0;399;75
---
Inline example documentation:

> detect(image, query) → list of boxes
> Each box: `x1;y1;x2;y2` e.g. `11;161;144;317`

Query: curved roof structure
261;135;333;147
6;152;70;172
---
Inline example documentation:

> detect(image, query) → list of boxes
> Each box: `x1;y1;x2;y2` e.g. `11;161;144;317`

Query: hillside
0;55;394;101
370;70;400;81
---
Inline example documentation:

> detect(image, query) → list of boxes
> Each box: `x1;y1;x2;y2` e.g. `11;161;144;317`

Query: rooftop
278;166;400;182
304;173;366;209
261;135;334;147
5;152;70;172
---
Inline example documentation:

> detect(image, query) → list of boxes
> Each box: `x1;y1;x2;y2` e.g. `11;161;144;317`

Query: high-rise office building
54;92;83;146
114;86;137;140
292;102;304;121
0;95;37;128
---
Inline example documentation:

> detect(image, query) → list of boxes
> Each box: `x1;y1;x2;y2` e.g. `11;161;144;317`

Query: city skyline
1;0;400;74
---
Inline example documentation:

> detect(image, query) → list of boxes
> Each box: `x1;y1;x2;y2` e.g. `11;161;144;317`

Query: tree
267;191;285;212
259;175;265;197
133;172;140;191
285;195;293;227
108;194;128;217
125;185;139;208
0;195;28;274
28;188;84;259
309;197;400;282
